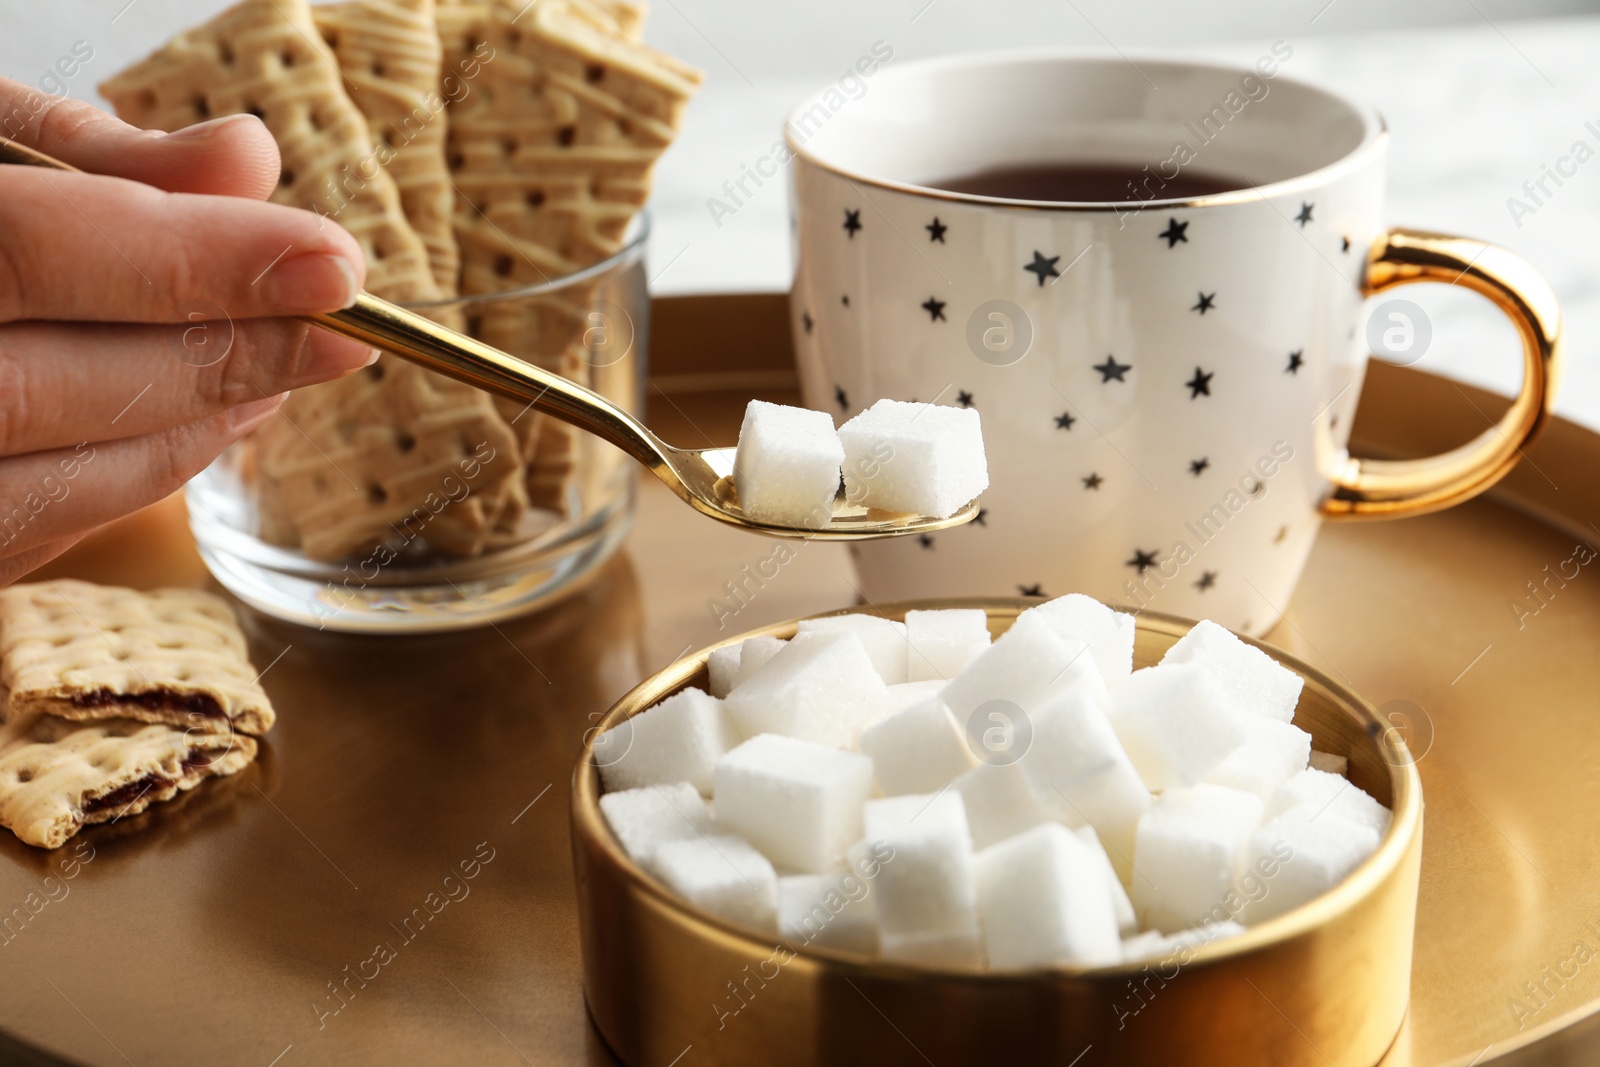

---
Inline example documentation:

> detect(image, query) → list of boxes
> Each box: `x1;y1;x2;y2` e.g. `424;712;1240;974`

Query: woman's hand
0;78;378;582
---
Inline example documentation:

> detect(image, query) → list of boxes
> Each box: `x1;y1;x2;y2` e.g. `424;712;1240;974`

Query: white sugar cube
732;636;787;690
715;734;874;872
1160;619;1304;722
778;870;879;954
1309;750;1349;775
797;614;910;685
1242;804;1382;922
1267;768;1391;837
951;762;1052;850
1131;783;1264;933
1113;663;1249;791
732;400;843;527
653;832;778;933
1120;930;1171;961
941;614;1107;737
1120;921;1246;962
1022;685;1150;872
975;823;1122;969
1204;717;1313;798
903;609;991;683
861;791;979;938
599;782;714;871
859;698;974;796
725;631;890;747
1018;594;1136;687
707;645;741;698
880;927;984;968
1073;825;1137;935
854;680;950;738
838;399;988;518
1166;920;1247;953
597;688;739;796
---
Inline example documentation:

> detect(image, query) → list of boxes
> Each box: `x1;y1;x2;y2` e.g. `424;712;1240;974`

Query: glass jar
188;218;648;632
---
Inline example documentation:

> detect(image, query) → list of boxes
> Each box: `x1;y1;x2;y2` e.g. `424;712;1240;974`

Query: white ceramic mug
786;51;1560;634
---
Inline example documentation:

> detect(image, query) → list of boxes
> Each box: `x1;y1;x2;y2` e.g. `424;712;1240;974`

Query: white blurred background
4;0;1600;422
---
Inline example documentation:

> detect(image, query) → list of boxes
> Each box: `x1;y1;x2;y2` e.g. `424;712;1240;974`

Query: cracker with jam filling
0;713;257;849
0;580;275;735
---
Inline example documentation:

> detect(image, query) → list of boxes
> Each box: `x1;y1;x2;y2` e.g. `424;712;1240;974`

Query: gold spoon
0;136;978;541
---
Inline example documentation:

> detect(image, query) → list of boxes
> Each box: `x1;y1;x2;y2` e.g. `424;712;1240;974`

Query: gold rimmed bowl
570;599;1423;1067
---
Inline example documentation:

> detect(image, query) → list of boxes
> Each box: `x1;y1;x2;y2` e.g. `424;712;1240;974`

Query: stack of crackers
99;0;702;561
0;581;273;849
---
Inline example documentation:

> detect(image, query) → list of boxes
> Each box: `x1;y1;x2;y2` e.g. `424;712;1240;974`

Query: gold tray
0;294;1593;1066
573;601;1425;1067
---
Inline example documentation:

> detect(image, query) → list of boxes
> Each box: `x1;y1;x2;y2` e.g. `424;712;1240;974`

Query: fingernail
227;393;287;434
292;331;381;387
264;252;360;312
163;113;263;143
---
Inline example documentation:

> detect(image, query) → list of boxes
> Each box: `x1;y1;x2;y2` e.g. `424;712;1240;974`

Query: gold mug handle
1321;228;1563;519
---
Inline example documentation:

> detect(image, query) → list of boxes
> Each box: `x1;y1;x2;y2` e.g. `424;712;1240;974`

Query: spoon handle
317;293;661;463
0;134;667;467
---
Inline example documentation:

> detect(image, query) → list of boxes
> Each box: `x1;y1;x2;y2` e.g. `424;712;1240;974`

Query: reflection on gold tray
0;294;1594;1066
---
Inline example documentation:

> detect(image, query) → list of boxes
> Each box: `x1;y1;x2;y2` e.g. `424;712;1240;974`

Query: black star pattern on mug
1024;250;1062;286
1295;202;1314;227
834;384;849;412
843;208;862;237
1082;472;1104;490
1126;547;1160;573
1055;411;1076;430
919;534;935;549
1286;349;1304;374
1340;235;1352;254
956;390;974;407
1158;217;1189;248
1189;457;1209;476
921;296;947;322
1019;583;1045;597
801;311;814;334
1185;367;1214;399
1093;355;1132;383
841;294;850;307
1192;291;1216;315
926;216;948;243
974;508;988;526
1195;570;1218;591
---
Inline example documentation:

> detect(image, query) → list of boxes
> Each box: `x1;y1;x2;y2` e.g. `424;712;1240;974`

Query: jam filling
68;687;226;719
83;774;174;815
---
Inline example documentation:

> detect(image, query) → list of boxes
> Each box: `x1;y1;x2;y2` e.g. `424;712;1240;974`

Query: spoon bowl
671;444;979;538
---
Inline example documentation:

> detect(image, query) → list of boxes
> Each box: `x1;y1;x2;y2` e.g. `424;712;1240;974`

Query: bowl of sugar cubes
572;596;1422;1067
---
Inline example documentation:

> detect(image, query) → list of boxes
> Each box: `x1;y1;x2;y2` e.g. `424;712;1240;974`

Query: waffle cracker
313;0;460;293
100;0;526;560
441;0;700;286
0;581;276;735
255;357;522;557
0;712;256;849
439;0;699;503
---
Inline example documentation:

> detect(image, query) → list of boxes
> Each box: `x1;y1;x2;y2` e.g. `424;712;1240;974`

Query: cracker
313;0;461;293
440;0;700;287
99;0;438;300
0;712;257;849
255;358;524;558
437;0;699;503
101;0;527;561
0;581;276;735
